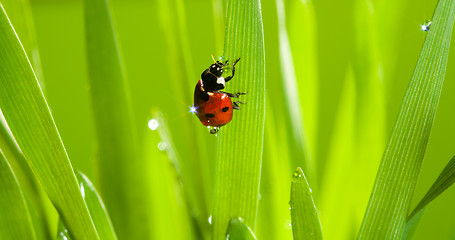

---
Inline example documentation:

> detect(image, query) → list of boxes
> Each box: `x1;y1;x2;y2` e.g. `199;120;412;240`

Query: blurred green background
18;0;455;238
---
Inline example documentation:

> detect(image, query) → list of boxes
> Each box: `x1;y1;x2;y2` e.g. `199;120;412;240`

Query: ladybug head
208;61;226;78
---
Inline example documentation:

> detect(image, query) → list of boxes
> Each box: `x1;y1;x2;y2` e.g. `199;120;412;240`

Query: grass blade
212;0;266;238
226;218;257;240
290;167;323;240
0;4;99;239
84;0;144;238
77;172;117;240
276;0;312;174
408;154;455;220
145;112;196;240
0;151;36;240
357;0;455;238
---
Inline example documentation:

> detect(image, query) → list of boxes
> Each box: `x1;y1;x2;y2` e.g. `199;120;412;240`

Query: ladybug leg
224;58;241;83
220;91;247;98
233;101;245;110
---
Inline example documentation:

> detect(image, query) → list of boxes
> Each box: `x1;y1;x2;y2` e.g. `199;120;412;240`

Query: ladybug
193;56;246;134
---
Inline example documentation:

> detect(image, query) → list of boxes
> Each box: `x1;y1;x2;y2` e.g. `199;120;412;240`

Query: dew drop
80;183;85;199
209;126;219;134
148;119;159;130
190;208;199;218
208;215;212;224
157;142;167;151
285;220;292;230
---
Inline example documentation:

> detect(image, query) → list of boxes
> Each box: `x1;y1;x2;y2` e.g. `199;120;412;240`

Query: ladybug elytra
193;56;246;134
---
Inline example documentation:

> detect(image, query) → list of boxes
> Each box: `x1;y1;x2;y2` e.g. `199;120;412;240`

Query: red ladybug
193;57;246;134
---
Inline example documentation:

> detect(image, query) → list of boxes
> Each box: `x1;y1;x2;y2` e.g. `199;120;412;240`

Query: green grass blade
77;172;117;240
276;0;312;174
290;167;323;240
0;151;36;240
408;154;455;220
226;218;257;240
144;112;196;240
256;102;292;240
357;0;455;238
0;4;99;239
319;67;356;239
212;0;266;238
84;0;144;238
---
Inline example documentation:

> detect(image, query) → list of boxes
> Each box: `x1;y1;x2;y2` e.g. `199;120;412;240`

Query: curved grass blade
212;0;266;238
290;167;323;240
408;154;455;220
0;4;99;239
226;217;257;240
77;172;117;240
84;0;145;238
0;151;36;240
357;0;455;238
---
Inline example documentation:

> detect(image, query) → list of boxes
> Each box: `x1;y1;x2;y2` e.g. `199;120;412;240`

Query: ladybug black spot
222;107;229;112
205;113;215;118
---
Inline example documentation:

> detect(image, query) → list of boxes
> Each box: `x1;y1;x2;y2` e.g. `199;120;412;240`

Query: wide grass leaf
84;0;144;238
357;0;455;238
212;0;266;238
0;4;99;239
290;167;323;240
0;151;36;240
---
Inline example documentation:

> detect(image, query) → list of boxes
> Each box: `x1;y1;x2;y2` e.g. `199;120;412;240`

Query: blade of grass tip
212;0;266;238
0;4;99;239
0;150;36;240
276;0;312;176
290;167;323;240
357;0;455;238
319;66;356;239
145;112;197;240
408;154;455;220
77;172;117;240
226;217;257;240
84;0;145;238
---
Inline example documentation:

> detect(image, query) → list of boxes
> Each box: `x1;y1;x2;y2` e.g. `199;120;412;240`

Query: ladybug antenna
211;53;217;63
